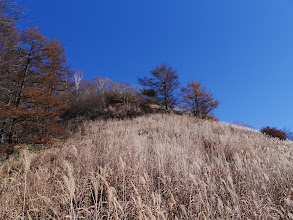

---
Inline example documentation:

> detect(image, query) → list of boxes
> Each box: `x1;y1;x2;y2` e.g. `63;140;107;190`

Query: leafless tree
73;70;84;90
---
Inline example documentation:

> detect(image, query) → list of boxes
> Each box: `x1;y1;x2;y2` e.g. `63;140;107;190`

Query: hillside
0;114;293;219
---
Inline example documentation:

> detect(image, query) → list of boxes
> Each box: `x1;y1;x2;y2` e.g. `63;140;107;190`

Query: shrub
260;126;287;140
283;128;293;141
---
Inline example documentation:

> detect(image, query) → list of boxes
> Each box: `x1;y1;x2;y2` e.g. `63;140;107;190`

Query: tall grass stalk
0;114;293;219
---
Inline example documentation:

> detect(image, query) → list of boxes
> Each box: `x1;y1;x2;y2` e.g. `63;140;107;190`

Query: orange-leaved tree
0;27;72;145
181;81;219;119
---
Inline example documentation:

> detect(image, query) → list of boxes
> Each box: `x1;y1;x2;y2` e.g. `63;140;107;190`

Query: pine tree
138;64;180;110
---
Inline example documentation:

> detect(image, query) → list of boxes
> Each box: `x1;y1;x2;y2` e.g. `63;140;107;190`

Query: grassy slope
0;114;293;219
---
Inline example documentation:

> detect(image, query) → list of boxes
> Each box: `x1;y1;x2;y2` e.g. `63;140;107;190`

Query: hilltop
0;114;293;219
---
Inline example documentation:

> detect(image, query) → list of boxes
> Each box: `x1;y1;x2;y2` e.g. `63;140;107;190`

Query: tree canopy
138;64;180;110
0;25;72;144
181;81;219;119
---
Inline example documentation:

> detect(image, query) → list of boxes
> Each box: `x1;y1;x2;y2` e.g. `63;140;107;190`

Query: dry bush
1;114;293;219
261;126;287;140
61;78;151;128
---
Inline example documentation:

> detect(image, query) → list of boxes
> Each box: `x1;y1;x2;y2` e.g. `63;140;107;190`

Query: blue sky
21;0;293;130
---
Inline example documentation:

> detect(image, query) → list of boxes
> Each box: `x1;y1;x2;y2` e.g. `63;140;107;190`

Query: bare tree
73;70;84;90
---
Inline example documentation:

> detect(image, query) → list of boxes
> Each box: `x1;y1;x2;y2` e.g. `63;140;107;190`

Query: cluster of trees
138;64;219;119
2;0;292;156
65;64;220;123
0;1;72;145
63;76;143;123
0;0;220;151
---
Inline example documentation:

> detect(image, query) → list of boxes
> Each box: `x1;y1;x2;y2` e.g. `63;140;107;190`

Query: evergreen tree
138;64;180;110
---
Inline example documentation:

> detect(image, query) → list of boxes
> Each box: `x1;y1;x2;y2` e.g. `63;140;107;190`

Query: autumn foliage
261;126;287;140
181;81;219;119
0;4;72;146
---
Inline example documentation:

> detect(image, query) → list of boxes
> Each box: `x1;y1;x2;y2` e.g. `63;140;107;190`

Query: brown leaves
181;81;219;119
0;26;71;145
261;126;287;140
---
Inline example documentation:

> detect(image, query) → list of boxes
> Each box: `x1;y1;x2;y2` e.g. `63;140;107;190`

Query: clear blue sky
21;0;293;130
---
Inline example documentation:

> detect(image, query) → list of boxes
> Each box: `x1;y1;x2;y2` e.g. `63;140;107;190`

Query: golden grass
1;114;293;219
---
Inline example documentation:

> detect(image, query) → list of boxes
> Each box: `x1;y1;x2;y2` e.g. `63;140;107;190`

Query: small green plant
260;126;287;140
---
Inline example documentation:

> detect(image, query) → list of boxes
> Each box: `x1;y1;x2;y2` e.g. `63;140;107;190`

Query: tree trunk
7;46;32;144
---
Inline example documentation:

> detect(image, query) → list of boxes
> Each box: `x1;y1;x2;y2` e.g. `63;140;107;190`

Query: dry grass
1;114;293;219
